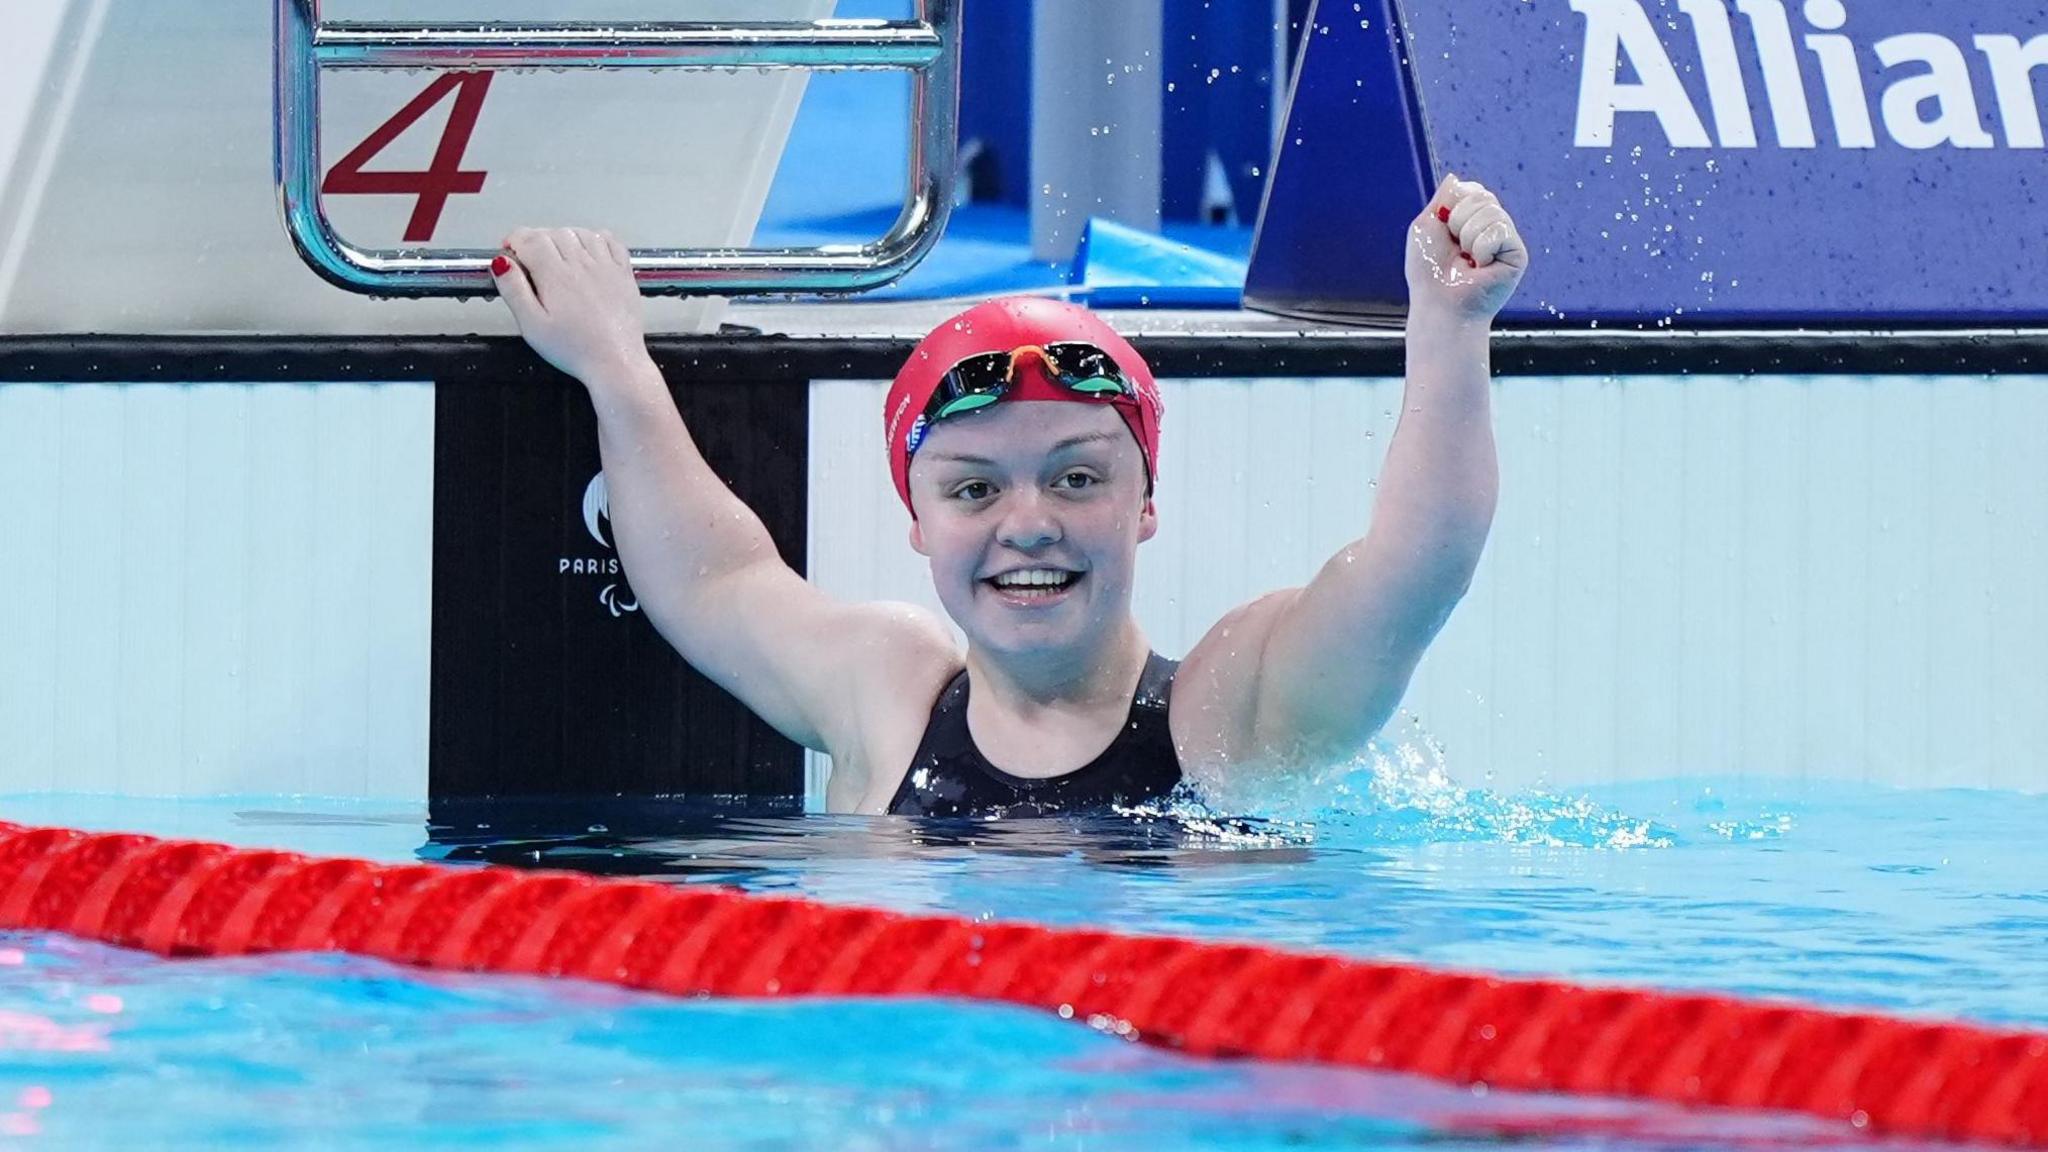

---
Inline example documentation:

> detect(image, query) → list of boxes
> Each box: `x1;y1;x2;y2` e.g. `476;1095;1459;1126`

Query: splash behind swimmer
491;174;1526;817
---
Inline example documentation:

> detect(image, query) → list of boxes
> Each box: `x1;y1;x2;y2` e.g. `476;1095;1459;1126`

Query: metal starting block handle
273;0;960;296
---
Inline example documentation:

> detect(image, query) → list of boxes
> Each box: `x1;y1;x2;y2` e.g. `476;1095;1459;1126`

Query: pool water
2;755;2043;1149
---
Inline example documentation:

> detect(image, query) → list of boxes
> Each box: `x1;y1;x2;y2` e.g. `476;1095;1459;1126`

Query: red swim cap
884;297;1162;515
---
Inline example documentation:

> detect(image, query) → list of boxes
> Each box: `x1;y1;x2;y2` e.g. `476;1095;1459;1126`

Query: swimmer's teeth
993;569;1073;588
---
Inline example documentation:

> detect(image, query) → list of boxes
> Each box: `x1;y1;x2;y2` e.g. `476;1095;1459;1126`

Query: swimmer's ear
1138;497;1158;544
908;515;929;556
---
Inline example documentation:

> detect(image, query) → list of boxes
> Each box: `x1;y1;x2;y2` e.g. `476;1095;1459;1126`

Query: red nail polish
491;255;510;276
1436;206;1451;224
1462;253;1477;267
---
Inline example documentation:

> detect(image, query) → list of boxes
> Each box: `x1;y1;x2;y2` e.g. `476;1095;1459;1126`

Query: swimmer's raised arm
494;228;956;790
1178;176;1525;768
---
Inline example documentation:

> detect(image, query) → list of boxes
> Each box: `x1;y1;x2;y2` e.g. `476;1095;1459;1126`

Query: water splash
1694;791;1798;841
1145;720;1676;850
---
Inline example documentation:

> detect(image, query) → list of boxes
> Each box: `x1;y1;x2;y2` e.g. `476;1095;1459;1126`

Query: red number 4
324;73;493;243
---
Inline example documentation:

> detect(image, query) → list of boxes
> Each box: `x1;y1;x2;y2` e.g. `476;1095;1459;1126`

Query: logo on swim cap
905;414;930;458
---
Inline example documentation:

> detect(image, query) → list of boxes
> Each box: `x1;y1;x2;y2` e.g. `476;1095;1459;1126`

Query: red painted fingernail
1462;253;1477;266
491;255;510;276
1436;206;1451;224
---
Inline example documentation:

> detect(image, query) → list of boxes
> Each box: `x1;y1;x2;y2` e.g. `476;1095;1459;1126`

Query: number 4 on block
324;73;493;243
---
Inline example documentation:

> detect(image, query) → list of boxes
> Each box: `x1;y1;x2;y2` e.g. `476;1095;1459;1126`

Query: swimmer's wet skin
492;175;1526;817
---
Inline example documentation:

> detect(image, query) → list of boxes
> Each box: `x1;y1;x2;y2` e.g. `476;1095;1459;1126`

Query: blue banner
1251;0;2048;324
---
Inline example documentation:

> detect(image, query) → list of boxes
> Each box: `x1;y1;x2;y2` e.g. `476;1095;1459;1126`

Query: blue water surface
2;751;2041;1149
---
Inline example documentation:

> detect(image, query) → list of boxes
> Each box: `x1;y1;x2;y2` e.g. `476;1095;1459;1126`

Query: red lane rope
1;822;2042;1145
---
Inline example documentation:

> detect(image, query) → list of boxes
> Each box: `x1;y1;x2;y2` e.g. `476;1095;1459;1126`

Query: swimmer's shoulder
817;601;962;813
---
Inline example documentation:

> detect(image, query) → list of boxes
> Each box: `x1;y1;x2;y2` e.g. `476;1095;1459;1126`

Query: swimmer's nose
994;490;1062;550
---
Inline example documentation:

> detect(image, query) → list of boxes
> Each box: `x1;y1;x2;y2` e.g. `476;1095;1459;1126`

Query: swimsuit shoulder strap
885;653;1182;817
1133;650;1177;714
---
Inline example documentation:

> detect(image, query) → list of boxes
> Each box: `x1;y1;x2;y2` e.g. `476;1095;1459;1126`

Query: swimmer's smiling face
908;399;1156;657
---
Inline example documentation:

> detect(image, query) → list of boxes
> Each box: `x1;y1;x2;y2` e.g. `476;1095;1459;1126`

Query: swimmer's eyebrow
921;431;1124;465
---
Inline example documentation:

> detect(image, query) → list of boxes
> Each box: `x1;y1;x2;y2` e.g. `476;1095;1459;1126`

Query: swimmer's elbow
1436;489;1498;559
1410;515;1491;611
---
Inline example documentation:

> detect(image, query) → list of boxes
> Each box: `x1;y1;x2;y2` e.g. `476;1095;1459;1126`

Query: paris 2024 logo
559;472;639;618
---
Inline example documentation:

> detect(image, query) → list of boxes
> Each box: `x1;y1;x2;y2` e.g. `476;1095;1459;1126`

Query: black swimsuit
885;653;1182;818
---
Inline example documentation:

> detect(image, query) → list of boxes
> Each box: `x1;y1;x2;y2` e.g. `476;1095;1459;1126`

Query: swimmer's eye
950;480;996;502
1054;471;1100;491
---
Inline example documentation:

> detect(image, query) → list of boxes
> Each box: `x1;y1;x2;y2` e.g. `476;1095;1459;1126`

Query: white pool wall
0;380;434;798
1;371;2043;801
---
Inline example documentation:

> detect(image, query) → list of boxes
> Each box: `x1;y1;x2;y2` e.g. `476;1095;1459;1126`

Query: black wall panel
429;362;808;799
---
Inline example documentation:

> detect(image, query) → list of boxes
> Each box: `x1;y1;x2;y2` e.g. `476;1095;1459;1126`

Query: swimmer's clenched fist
1405;173;1528;324
493;227;648;386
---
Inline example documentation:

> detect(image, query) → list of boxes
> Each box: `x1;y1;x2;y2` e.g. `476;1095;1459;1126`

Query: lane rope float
1;822;2041;1146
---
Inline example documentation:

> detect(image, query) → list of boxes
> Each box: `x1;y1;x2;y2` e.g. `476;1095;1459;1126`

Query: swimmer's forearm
1375;309;1499;586
582;355;782;617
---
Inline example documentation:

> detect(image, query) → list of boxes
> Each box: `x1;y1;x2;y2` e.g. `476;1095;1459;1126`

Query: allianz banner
1248;0;2048;325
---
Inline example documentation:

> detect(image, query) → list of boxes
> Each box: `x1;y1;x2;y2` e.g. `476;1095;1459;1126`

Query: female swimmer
492;174;1526;816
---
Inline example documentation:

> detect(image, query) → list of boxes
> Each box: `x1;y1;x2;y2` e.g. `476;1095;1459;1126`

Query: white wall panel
1925;378;1994;788
0;380;62;791
1675;380;1741;779
1546;376;1623;786
112;384;189;796
51;383;123;792
1866;379;1936;785
178;384;251;797
1610;376;1686;783
0;382;432;798
1488;376;1564;784
1733;376;1806;779
1800;375;1873;782
1986;382;2048;793
809;373;2048;799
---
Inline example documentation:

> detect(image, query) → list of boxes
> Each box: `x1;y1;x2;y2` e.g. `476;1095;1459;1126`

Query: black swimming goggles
924;342;1138;423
